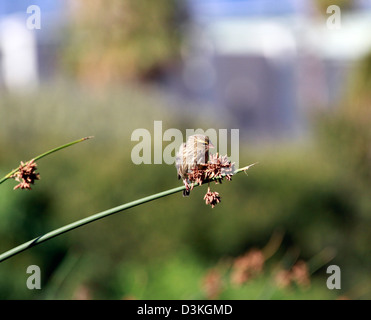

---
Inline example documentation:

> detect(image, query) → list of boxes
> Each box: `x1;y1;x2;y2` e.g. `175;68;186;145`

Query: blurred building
1;0;371;142
0;0;66;92
171;0;371;140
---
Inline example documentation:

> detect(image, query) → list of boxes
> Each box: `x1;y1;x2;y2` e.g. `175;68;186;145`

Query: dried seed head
291;260;310;288
184;153;235;208
187;153;234;185
11;159;40;190
202;268;223;300
230;249;265;285
203;188;221;208
275;260;311;289
275;269;292;289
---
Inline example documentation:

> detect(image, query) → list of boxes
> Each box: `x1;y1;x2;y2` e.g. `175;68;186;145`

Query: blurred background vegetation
0;0;370;299
62;0;182;85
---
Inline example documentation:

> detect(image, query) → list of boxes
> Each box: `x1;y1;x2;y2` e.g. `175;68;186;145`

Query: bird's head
190;134;214;149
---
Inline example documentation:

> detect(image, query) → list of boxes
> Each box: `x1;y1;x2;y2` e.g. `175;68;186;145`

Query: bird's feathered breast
176;135;211;180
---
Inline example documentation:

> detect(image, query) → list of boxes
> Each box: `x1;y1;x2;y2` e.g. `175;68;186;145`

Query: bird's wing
176;143;186;179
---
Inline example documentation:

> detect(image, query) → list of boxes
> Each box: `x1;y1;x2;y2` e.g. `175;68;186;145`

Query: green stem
0;163;256;263
0;136;93;185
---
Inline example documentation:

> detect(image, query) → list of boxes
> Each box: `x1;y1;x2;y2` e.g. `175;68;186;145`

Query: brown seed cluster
187;153;234;208
275;260;310;289
200;247;314;299
200;248;265;298
230;249;265;285
201;268;223;299
10;159;40;190
203;188;221;209
187;153;234;186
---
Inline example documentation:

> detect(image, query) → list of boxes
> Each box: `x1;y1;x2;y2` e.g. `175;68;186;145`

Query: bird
175;134;214;196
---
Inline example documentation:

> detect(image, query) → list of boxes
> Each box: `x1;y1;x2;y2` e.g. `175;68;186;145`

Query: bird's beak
209;142;215;149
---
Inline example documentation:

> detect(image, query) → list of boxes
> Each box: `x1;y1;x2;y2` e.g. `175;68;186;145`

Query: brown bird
176;134;214;196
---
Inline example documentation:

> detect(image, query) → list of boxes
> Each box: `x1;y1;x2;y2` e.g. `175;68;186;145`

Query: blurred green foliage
62;0;181;86
0;66;369;299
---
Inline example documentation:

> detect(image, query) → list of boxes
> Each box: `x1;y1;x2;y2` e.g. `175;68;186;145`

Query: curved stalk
0;136;93;185
0;163;257;263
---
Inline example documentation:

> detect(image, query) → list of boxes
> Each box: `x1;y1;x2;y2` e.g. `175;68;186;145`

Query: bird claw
182;179;191;197
183;180;190;191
